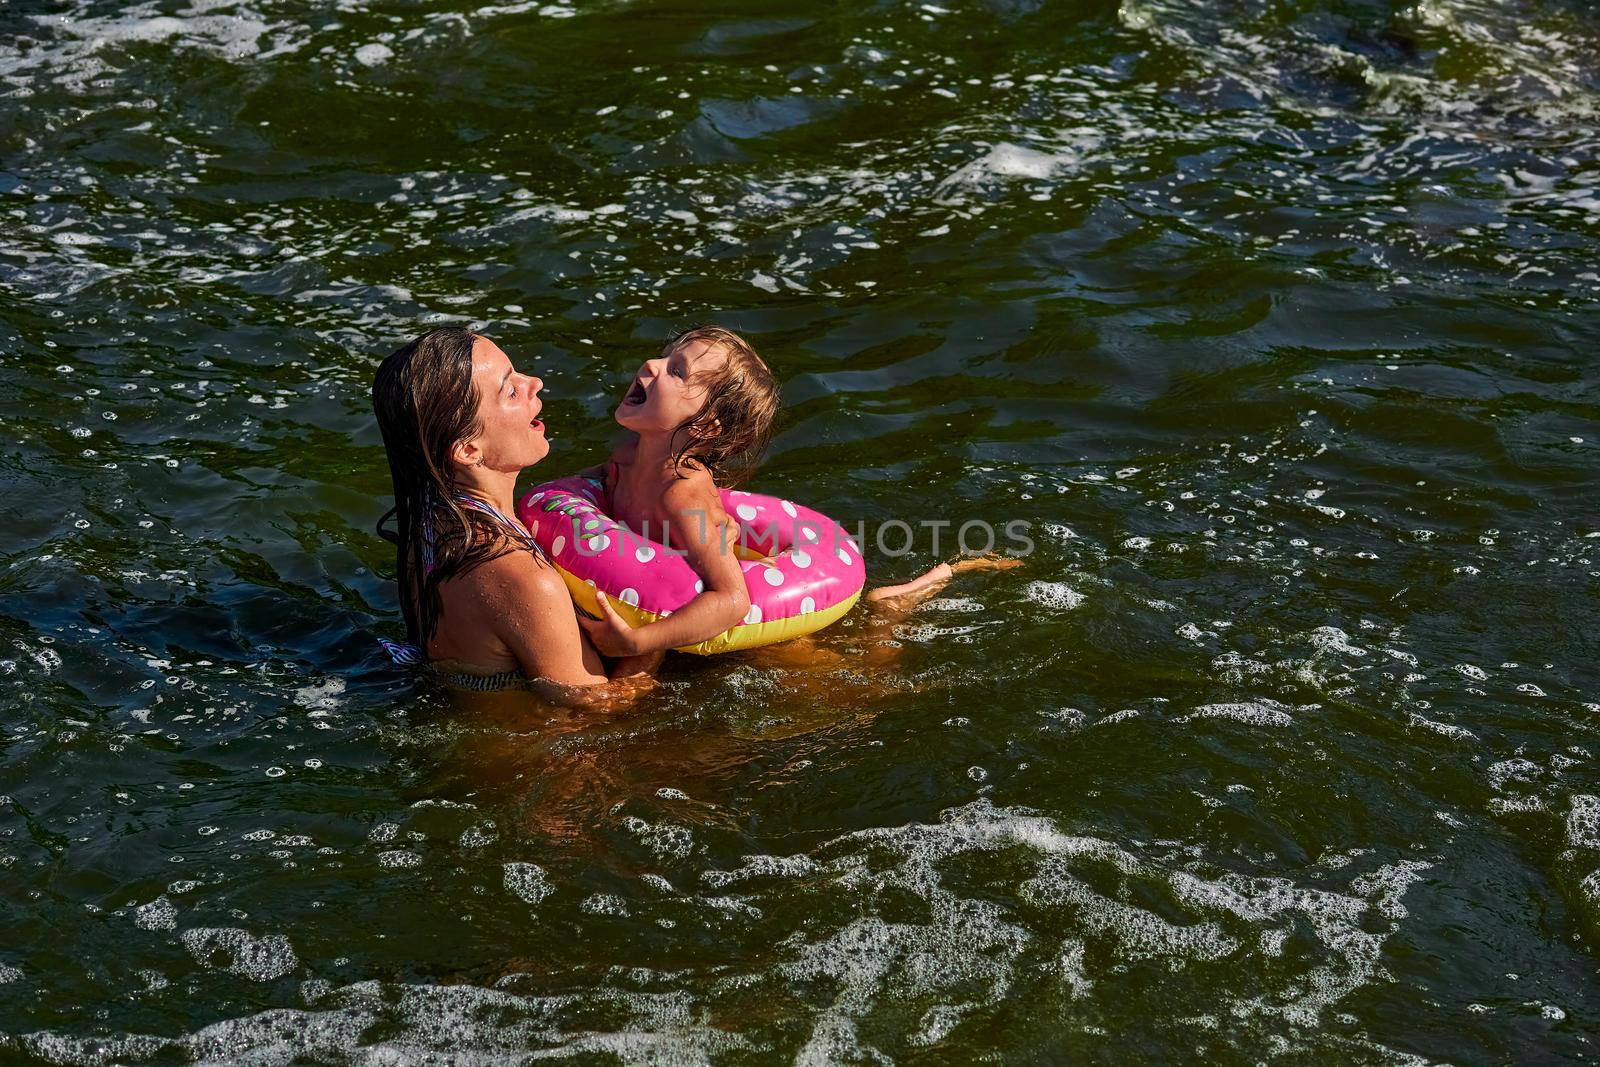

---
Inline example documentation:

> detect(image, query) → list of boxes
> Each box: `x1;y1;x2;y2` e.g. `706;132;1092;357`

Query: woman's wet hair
665;324;780;486
372;326;539;647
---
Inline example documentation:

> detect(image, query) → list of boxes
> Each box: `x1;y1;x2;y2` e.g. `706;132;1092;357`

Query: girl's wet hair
371;326;541;647
665;324;780;486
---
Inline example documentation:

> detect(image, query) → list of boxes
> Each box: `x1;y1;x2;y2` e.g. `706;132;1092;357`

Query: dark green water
3;0;1600;1060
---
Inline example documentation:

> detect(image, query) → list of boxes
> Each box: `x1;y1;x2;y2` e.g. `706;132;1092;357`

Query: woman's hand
609;649;664;679
577;591;645;657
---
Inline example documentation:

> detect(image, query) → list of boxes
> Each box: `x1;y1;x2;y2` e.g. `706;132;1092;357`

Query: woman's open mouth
529;418;544;433
622;380;648;406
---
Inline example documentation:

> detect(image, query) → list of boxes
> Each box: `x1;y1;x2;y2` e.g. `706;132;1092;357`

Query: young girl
577;325;1015;659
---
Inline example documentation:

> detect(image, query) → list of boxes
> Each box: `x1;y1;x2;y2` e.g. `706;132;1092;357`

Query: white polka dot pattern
517;477;866;652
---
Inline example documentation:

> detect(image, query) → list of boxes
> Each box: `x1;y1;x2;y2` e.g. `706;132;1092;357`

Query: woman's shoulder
445;548;565;611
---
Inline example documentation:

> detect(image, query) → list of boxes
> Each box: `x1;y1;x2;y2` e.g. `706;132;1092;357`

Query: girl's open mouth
622;380;648;406
530;418;544;433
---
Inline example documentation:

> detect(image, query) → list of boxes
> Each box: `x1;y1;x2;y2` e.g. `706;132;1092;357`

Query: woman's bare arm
472;553;666;710
462;552;610;685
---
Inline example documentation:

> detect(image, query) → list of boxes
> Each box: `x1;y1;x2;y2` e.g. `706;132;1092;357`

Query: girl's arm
579;472;750;656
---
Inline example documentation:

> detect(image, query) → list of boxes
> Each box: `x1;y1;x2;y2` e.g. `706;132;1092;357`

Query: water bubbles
1180;700;1299;728
181;928;298;982
579;893;629;916
503;862;554;904
1024;581;1084;611
1567;796;1600;848
134;895;176;931
377;850;422;868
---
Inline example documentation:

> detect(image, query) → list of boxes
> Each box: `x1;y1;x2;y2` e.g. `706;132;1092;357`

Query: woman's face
458;335;548;473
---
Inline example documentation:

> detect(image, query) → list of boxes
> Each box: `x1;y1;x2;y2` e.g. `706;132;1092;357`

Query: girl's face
458;336;549;472
614;339;728;435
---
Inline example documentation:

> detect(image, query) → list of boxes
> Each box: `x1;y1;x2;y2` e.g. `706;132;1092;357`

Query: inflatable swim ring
516;475;866;655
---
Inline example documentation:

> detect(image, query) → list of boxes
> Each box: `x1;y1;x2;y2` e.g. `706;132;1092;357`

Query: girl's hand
578;591;644;657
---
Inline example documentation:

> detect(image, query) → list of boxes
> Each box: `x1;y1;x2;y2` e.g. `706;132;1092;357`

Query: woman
372;326;658;695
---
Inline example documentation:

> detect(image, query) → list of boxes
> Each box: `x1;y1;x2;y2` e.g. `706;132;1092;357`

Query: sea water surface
3;0;1600;1061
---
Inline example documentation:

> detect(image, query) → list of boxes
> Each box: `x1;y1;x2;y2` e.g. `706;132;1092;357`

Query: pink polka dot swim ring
516;474;867;655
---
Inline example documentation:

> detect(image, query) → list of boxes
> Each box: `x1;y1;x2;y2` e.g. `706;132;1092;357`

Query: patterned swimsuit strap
452;493;545;560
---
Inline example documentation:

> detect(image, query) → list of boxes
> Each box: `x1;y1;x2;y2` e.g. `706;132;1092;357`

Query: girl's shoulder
661;462;722;508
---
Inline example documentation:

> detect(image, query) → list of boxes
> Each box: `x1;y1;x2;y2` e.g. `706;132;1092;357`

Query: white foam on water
1568;795;1600;849
180;927;298;982
19;978;750;1063
940;141;1094;195
134;895;177;931
923;596;984;613
765;799;1429;1045
622;815;696;860
3;0;311;90
1580;870;1600;910
503;862;554;903
1407;714;1476;742
1024;581;1084;611
377;849;421;868
293;677;345;716
1179;699;1298;728
353;42;393;66
1023;867;1240;961
1486;757;1541;791
1309;626;1367;658
580;893;630;916
702;853;818;889
21;800;1436;1060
